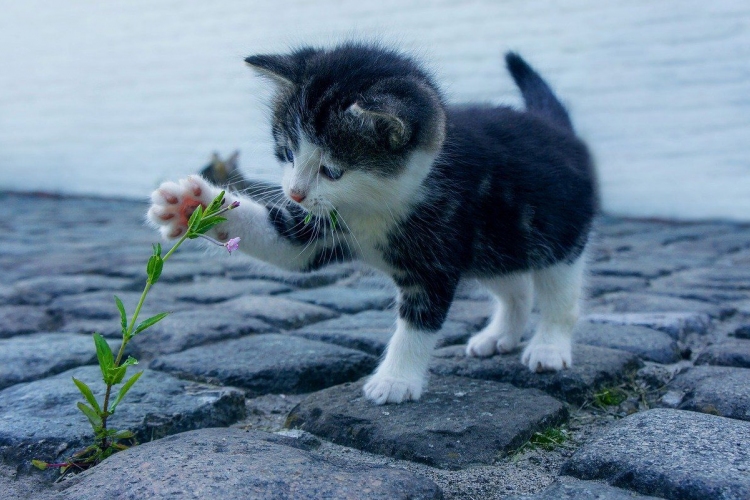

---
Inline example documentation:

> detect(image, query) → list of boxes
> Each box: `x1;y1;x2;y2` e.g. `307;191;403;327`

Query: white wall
0;0;748;220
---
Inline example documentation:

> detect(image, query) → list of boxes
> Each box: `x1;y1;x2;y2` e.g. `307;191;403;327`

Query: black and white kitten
148;43;597;405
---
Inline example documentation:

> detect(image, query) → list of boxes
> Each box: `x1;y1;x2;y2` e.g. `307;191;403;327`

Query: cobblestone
287;376;568;469
562;409;750;499
2;192;750;499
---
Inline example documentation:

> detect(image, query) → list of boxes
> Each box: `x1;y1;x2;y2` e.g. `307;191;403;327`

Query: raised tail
505;52;573;132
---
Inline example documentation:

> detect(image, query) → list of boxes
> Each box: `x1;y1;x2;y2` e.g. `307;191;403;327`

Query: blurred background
0;0;747;220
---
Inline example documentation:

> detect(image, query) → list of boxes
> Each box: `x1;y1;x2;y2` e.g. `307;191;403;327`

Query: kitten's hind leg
522;256;585;372
466;272;533;357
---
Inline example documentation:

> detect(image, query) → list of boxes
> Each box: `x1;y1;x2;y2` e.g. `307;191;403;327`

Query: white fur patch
363;319;438;405
521;255;585;372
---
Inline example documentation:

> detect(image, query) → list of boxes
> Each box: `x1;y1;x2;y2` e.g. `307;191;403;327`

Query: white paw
466;332;498;357
147;176;220;240
521;341;572;372
363;374;424;405
466;330;519;357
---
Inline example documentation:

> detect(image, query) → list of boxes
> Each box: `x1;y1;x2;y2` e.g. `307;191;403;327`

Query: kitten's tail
505;52;573;132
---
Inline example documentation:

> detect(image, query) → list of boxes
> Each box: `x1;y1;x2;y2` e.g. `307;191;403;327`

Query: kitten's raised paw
363;374;423;405
521;341;572;372
147;176;219;240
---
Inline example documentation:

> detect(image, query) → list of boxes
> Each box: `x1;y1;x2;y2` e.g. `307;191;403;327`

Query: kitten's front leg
363;280;456;405
363;318;439;404
147;175;326;271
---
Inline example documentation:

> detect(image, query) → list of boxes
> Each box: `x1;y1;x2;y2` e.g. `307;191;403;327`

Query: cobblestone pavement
1;191;750;499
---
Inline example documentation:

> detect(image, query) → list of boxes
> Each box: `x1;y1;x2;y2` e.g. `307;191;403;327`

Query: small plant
32;191;239;476
593;387;628;408
512;426;570;460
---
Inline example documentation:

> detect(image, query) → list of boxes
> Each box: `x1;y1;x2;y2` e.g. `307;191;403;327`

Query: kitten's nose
289;190;306;203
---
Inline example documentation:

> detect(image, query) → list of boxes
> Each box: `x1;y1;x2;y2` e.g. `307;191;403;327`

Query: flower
230;201;241;209
224;237;241;254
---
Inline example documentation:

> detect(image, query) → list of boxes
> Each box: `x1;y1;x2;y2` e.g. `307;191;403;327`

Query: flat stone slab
0;305;61;338
59;318;124;339
588;257;684;279
586;275;648;298
431;344;642;404
125;308;273;359
286;375;568;470
586;312;711;340
588;292;734;319
49;290;186;321
282;285;394;314
289;310;473;356
562;409;750;500
508;477;661;499
54;428;442;500
574;322;681;364
695;339;750;368
10;275;133;306
219;295;338;329
0;333;110;390
223;261;356;288
168;277;292;304
671;366;750;421
0;366;245;469
150;334;377;396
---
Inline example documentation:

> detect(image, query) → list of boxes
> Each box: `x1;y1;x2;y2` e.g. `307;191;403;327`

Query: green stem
99;230;191;449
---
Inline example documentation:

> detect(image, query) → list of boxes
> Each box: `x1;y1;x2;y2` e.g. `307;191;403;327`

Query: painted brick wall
0;0;748;219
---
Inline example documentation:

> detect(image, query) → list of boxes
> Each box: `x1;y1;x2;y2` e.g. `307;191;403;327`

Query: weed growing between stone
32;191;239;476
593;387;628;408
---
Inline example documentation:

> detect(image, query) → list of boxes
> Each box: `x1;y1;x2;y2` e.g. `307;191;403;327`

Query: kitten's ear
210;152;221;164
347;102;411;150
226;150;240;171
245;54;295;86
245;48;318;87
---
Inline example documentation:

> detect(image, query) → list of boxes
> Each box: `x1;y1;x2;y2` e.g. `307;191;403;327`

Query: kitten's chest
342;214;397;273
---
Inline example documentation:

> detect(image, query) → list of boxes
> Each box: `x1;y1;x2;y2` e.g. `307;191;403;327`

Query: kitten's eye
319;165;343;181
283;147;294;163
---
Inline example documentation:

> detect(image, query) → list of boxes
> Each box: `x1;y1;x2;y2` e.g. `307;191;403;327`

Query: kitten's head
200;150;241;188
245;42;446;218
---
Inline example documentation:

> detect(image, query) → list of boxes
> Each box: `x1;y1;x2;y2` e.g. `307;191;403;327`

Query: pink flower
224;237;241;254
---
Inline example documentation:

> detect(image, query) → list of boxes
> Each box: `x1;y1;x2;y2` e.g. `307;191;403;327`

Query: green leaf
93;334;114;381
187;204;204;232
303;212;313;225
204;191;226;216
77;402;103;431
195;216;226;235
114;295;127;335
146;254;164;284
133;312;169;336
107;356;137;385
72;378;101;414
110;371;143;413
329;210;338;230
114;430;135;440
152;242;162;257
121;356;138;368
31;460;48;471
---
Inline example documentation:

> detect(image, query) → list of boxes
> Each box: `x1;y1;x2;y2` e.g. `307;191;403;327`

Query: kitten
199;150;285;206
148;43;597;405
